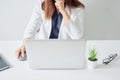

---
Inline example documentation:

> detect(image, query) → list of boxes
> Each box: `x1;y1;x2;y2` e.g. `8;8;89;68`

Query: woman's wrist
22;38;30;45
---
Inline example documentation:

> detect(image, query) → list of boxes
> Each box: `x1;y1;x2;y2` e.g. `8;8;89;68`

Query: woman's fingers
55;1;64;7
55;2;59;9
16;48;21;59
16;45;25;58
55;0;64;12
21;46;25;57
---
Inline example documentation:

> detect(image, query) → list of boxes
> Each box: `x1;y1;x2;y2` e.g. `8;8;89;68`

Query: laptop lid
25;40;86;70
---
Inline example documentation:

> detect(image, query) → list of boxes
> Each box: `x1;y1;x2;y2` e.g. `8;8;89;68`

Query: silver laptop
25;40;86;70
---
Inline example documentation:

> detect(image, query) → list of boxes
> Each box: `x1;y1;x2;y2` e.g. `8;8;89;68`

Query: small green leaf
89;48;97;61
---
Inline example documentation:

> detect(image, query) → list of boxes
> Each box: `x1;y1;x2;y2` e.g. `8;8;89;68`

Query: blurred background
0;0;120;40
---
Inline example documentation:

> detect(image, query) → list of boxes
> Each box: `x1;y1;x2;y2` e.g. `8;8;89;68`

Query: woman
16;0;85;58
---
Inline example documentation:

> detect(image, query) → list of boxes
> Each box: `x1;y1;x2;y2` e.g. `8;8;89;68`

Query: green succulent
89;48;97;61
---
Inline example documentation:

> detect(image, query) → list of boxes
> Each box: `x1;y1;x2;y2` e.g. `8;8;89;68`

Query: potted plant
87;48;98;69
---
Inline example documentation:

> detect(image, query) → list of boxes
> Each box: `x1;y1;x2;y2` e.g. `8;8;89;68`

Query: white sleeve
23;0;42;39
60;9;84;39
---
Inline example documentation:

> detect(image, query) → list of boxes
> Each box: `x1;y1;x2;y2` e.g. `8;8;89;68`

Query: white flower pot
87;59;97;69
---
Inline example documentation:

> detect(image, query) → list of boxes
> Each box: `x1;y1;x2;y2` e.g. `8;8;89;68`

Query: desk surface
0;41;120;80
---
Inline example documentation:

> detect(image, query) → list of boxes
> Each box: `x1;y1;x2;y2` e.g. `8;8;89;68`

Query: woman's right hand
16;44;26;59
16;39;28;58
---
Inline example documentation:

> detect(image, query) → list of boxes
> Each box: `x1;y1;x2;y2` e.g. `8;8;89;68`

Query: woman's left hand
55;0;70;25
55;0;65;13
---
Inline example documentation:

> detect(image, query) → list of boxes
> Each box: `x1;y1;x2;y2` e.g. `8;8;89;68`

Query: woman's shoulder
71;7;84;15
34;0;44;14
65;6;84;15
65;7;84;17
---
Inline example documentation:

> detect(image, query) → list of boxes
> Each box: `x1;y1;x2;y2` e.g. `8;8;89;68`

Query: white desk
0;41;120;80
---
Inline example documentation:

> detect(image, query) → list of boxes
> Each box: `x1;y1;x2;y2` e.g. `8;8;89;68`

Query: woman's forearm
61;11;70;25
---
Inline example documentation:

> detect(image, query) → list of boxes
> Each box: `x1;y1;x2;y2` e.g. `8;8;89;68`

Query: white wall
0;0;120;40
83;0;120;40
0;0;37;40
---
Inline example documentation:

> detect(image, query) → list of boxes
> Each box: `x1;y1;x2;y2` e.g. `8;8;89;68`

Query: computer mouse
18;53;27;61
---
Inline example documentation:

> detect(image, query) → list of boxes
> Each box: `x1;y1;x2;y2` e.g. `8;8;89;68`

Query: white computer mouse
18;53;27;61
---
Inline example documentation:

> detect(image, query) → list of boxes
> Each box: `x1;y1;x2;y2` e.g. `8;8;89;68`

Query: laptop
0;54;10;71
25;40;86;70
